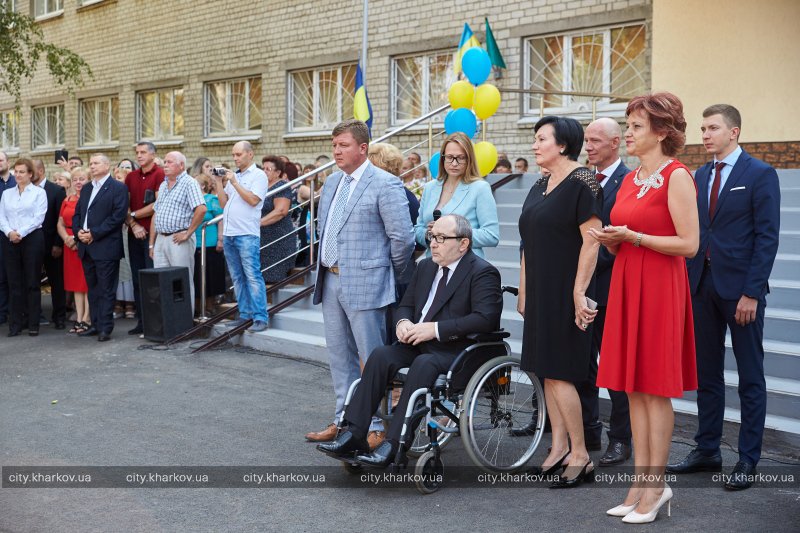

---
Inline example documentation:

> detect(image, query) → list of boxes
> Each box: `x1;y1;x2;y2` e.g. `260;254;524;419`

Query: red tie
708;162;725;219
596;172;606;183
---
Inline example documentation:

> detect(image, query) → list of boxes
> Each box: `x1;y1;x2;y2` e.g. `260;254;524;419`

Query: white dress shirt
596;158;622;189
83;175;111;230
415;255;463;341
709;146;743;204
0;184;47;238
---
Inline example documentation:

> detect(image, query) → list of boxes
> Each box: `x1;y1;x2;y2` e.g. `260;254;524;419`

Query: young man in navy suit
667;105;780;490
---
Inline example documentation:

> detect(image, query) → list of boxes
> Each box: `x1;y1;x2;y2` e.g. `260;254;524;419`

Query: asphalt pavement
1;307;799;533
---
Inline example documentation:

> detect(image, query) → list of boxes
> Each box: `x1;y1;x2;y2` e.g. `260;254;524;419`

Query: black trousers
43;248;66;324
2;229;44;331
576;306;632;445
344;343;457;444
82;256;120;335
127;233;153;328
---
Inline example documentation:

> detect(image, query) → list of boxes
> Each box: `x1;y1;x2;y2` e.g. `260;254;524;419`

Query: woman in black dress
260;156;295;284
518;116;603;487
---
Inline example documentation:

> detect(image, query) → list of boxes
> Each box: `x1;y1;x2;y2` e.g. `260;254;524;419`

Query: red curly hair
626;92;686;157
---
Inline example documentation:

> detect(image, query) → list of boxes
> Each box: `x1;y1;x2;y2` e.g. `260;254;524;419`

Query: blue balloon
444;108;477;138
428;152;440;179
462;47;492;85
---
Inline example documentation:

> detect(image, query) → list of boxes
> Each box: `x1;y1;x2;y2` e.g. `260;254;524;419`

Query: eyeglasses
426;231;464;244
443;155;467;165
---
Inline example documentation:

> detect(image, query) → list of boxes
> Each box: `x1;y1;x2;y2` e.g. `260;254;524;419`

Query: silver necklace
633;159;672;199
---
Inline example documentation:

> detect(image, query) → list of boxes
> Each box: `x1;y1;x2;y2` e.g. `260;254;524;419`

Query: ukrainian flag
454;23;481;75
354;64;373;136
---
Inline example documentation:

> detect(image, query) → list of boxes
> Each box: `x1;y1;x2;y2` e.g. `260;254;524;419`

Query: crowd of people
0;92;781;523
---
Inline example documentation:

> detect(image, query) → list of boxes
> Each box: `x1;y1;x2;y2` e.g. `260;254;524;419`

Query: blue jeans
224;235;268;323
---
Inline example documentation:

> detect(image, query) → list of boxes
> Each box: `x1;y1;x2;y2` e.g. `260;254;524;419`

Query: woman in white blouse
0;158;47;336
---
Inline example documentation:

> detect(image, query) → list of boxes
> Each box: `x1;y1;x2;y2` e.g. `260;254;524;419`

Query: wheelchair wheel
406;399;460;457
414;450;444;494
460;356;546;473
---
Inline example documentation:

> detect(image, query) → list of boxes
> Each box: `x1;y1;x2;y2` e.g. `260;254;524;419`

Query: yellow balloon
448;80;475;110
474;141;498;177
473;83;501;120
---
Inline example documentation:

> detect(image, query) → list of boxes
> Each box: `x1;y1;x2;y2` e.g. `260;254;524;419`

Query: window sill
200;134;261;145
1;148;20;157
78;0;112;11
133;139;184;148
30;145;66;154
34;10;65;23
282;131;333;140
78;143;120;151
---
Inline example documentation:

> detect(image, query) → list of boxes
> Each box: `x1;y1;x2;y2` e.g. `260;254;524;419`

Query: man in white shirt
213;141;269;333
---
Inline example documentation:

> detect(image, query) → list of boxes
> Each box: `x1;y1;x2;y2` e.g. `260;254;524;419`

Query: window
79;96;119;146
137;87;184;141
0;110;19;151
392;50;455;125
524;23;647;117
33;0;62;18
204;77;262;137
1;1;16;12
288;64;355;132
32;104;64;150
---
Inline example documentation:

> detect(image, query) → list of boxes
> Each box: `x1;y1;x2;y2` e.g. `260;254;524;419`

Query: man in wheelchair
318;214;502;467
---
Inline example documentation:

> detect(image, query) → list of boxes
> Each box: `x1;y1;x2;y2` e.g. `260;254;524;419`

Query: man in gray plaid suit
306;120;415;447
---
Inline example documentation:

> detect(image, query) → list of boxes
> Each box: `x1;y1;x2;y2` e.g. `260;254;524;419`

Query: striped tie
322;175;353;267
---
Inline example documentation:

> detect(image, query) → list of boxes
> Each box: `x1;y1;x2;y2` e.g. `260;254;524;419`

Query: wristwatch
131;211;137;219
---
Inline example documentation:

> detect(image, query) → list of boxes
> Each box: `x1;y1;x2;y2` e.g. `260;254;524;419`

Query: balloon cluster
432;47;501;178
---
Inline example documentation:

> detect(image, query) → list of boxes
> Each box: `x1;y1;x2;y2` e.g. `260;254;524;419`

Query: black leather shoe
28;329;39;337
550;461;595;488
128;325;143;335
510;416;538;437
78;327;99;337
666;448;722;474
355;441;397;468
98;333;111;342
316;431;369;459
724;461;756;490
599;441;632;466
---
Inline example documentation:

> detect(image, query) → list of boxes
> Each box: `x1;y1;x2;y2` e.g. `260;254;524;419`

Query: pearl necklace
633;159;672;199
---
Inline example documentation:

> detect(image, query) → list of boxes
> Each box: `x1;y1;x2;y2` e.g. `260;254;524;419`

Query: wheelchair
336;286;547;494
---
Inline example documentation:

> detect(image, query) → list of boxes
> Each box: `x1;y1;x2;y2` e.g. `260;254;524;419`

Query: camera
211;167;228;177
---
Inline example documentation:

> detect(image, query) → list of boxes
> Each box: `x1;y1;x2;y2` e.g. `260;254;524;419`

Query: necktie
322;175;353;266
596;172;606;183
708;162;725;219
423;267;450;322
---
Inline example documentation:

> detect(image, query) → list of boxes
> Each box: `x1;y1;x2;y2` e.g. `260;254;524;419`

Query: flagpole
361;0;368;73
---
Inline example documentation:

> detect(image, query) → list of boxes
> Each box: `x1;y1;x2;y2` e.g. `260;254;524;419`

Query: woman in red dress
590;93;699;524
57;167;90;333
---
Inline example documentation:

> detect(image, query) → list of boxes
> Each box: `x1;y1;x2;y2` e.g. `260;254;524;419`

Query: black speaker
139;267;193;342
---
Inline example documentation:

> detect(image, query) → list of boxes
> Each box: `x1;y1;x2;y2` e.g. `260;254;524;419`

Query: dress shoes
550;461;595;488
599;441;632;466
98;333;111;342
78;327;99;337
355;441;397;468
305;423;338;442
127;325;143;335
28;328;39;337
367;430;385;451
316;431;369;459
724;461;756;490
666;448;722;474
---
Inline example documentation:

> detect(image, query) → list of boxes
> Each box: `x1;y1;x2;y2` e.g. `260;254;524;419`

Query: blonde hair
368;142;404;177
195;173;211;193
438;132;481;184
68;167;88;196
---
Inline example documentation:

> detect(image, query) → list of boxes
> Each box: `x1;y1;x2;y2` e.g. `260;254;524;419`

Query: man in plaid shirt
149;151;207;311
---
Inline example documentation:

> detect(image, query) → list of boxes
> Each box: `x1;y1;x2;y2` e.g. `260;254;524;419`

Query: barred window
288;64;355;132
0;110;19;151
204;77;262;137
32;104;64;150
33;0;62;18
80;96;119;146
524;23;647;117
392;50;455;125
137;87;184;141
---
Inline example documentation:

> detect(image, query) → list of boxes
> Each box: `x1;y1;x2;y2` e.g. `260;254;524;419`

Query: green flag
485;17;506;70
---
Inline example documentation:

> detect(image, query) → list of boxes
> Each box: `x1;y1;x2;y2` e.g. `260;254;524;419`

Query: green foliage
0;10;92;105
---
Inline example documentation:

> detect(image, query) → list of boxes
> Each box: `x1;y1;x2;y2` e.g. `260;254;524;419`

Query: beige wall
652;0;800;144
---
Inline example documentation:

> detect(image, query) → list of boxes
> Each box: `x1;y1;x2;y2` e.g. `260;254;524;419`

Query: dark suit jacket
687;150;781;300
72;176;129;261
41;180;66;250
395;250;503;356
595;161;630;306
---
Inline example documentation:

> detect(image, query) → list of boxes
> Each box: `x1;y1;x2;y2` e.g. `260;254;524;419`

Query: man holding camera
125;141;164;336
213;141;269;333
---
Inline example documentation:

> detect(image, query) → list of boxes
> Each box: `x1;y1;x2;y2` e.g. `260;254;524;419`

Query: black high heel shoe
550;461;595;488
537;451;571;477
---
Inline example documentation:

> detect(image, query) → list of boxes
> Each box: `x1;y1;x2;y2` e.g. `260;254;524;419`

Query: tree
0;9;92;106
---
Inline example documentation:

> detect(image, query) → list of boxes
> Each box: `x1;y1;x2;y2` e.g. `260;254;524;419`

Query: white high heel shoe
606;501;639;517
622;484;673;524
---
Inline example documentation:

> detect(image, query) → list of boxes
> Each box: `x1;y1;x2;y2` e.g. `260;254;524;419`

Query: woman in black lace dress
260;156;295;284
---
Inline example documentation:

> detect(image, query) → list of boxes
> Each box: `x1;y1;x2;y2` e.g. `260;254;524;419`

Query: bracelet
633;232;643;247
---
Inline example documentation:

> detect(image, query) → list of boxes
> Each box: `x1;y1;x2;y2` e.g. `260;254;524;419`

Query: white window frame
31;103;64;151
390;49;456;126
79;95;119;147
2;1;16;12
136;87;184;142
287;63;356;134
32;0;63;19
522;22;647;121
203;77;262;139
0;109;20;151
